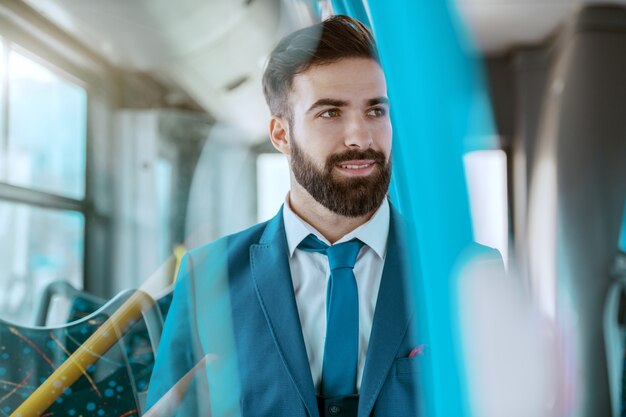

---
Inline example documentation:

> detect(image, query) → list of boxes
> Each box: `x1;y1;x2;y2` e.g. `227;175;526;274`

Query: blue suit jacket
146;206;425;416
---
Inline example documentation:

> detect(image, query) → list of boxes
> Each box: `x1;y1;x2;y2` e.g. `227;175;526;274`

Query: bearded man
147;15;426;417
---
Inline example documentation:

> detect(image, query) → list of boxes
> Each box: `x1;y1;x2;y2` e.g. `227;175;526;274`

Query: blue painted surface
337;1;496;416
330;0;348;17
331;0;371;28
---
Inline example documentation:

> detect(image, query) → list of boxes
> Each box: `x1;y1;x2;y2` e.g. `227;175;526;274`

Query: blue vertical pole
364;1;494;417
331;0;372;29
329;0;348;16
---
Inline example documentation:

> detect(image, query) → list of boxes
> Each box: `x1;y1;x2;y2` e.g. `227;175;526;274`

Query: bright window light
257;153;290;222
7;49;87;199
464;149;509;268
0;201;84;325
0;40;4;179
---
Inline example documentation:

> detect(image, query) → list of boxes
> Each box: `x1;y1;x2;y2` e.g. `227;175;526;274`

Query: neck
288;184;378;244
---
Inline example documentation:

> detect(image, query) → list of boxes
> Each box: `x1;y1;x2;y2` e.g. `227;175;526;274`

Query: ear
269;116;291;155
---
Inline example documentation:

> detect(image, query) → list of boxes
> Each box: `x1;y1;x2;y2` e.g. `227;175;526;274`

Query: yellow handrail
11;291;156;417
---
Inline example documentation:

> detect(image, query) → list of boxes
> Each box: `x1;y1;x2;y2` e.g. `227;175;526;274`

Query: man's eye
367;107;387;117
319;109;340;118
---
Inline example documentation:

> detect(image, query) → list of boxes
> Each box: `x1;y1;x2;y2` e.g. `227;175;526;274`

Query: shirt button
328;405;341;416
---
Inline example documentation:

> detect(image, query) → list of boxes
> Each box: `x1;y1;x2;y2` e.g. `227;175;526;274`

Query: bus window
464;148;509;267
256;152;290;223
6;49;87;199
0;41;87;325
0;202;84;324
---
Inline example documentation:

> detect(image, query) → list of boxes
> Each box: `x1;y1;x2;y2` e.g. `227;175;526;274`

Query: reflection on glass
7;50;87;199
0;201;84;325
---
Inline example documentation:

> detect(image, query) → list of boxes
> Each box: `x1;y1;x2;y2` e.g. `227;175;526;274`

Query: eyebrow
306;96;390;114
366;97;389;107
306;98;347;114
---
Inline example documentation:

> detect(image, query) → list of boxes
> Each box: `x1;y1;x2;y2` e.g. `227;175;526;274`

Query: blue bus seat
0;290;147;416
155;285;174;322
33;280;106;326
32;280;171;408
55;286;169;405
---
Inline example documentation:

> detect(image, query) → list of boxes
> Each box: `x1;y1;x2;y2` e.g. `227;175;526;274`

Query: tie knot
298;234;364;271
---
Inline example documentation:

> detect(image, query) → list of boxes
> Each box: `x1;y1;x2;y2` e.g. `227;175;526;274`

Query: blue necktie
299;234;364;397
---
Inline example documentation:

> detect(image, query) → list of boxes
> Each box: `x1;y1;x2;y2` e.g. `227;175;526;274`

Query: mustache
325;149;387;167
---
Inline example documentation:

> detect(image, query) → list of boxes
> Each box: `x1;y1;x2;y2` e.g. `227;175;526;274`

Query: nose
344;115;373;149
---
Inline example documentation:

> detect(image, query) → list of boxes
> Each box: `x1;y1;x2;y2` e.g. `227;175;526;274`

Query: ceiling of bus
21;0;315;141
20;0;626;142
457;0;626;52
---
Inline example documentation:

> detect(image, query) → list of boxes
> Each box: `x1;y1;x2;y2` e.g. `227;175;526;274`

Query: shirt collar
282;194;390;260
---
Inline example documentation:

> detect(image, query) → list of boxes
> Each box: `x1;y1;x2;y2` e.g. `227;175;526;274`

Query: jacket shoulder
185;219;271;264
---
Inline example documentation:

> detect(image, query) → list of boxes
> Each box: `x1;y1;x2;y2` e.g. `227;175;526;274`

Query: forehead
289;58;387;109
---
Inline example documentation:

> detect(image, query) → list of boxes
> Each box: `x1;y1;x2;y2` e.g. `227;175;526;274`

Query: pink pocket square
408;344;428;358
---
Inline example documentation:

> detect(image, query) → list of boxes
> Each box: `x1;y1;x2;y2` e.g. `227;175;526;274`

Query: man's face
286;57;392;217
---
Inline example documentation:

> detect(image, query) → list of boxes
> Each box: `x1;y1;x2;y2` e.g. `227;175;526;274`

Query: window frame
0;29;91;296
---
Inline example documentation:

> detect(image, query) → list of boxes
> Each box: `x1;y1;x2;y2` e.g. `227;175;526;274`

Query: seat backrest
0;290;142;416
50;286;168;407
33;280;106;326
155;285;175;322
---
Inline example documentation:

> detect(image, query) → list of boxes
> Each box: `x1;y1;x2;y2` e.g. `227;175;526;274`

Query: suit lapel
358;210;416;417
250;209;320;417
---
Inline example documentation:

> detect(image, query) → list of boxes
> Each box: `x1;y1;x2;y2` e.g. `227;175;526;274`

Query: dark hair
262;15;379;118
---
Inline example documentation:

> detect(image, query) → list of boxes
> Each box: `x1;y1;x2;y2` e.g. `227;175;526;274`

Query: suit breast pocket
372;357;424;416
395;356;421;376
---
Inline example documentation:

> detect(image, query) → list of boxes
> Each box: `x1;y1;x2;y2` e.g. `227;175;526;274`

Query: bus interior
0;0;624;416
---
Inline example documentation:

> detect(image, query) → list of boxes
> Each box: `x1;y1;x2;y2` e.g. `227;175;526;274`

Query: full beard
290;139;391;218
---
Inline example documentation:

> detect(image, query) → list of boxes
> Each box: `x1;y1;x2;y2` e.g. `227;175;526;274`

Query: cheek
374;123;393;153
293;138;331;169
311;148;335;168
297;128;340;159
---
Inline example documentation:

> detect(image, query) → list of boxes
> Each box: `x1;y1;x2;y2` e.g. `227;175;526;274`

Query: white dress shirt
283;196;390;394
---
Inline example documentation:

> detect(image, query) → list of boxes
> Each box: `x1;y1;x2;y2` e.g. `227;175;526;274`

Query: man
147;15;424;417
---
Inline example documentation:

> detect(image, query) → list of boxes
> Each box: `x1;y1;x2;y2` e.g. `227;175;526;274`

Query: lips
335;159;377;176
337;160;375;169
